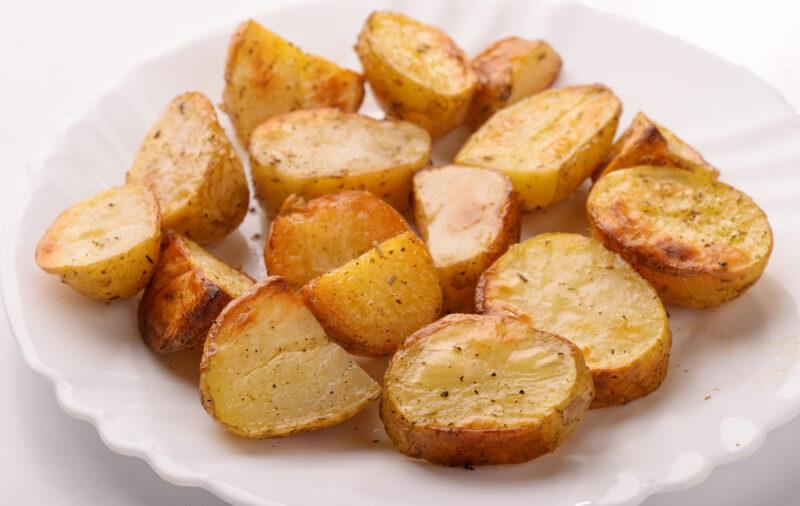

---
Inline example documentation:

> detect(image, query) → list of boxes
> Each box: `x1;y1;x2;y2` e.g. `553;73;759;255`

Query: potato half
381;313;594;466
200;276;380;438
594;112;719;180
477;233;671;407
127;92;249;244
467;37;562;128
455;84;622;210
301;231;442;356
35;185;161;301
356;11;477;138
223;19;364;145
265;191;411;288
139;232;254;353
249;108;431;213
587;167;773;308
413;165;521;313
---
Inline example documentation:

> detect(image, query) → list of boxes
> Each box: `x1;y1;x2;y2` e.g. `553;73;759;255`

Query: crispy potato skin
223;20;364;145
587;167;773;308
356;11;477;138
265;191;411;288
467;37;562;128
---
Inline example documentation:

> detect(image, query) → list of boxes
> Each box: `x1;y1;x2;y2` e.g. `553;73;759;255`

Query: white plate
3;0;800;504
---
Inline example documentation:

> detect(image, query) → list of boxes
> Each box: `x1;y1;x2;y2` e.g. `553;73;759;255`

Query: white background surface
1;1;798;504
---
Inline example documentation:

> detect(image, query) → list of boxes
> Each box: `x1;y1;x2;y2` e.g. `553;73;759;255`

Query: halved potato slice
356;11;477;138
127;92;249;244
200;276;380;438
413;165;521;313
139;232;254;353
249;108;431;213
301;231;442;356
477;233;671;407
265;191;411;288
455;84;622;210
587;166;773;308
35;185;161;301
381;313;594;465
223;19;364;145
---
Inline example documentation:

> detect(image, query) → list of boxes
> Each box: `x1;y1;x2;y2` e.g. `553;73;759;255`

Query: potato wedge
127;92;249;244
455;84;622;210
381;313;594;465
265;191;411;288
139;232;254;353
200;276;380;438
35;185;161;301
223;19;364;145
301;231;442;356
467;37;562;128
594;112;719;180
477;233;671;407
587;167;773;308
249;108;431;213
413;165;521;313
356;11;477;138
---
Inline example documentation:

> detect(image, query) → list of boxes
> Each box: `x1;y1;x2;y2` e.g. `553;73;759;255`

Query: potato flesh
181;238;252;297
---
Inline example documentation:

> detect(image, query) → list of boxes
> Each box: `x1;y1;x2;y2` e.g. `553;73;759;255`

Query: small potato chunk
455;84;622;210
301;231;442;356
35;185;161;301
594;112;719;180
223;19;364;145
381;313;594;466
356;11;477;138
127;92;249;244
477;233;671;407
467;37;562;128
265;191;411;288
587;167;773;308
249;108;431;213
413;165;521;313
139;232;254;353
200;276;380;438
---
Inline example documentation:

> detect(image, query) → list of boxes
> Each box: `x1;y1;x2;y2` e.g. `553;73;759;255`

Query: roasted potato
249;108;431;213
477;233;671;407
200;276;380;438
35;185;161;301
356;11;477;138
301;231;442;356
413;165;521;313
265;191;411;288
223;19;364;145
587;166;773;308
139;232;254;353
381;313;594;465
467;37;562;128
455;84;622;210
594;112;719;180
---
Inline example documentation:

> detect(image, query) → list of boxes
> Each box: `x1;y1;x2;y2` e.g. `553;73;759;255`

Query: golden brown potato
594;112;719;180
265;191;411;288
249;108;431;213
381;313;594;466
467;37;562;128
413;165;521;313
455;84;622;210
200;276;380;438
301;231;442;356
223;19;364;145
138;232;254;353
477;233;671;407
356;11;477;138
587;166;773;308
127;92;249;244
35;185;161;301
